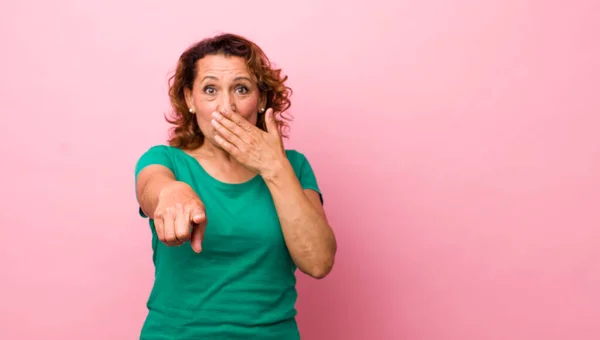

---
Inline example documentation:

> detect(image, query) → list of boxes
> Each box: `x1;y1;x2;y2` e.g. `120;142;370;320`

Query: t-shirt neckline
172;146;262;190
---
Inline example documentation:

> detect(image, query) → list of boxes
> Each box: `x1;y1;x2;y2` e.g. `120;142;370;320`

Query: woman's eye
204;86;216;94
236;86;249;94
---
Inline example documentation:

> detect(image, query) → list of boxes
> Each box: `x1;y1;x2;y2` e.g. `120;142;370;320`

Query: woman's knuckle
177;232;189;242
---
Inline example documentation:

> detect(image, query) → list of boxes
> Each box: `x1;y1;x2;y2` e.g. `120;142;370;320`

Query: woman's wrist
261;157;294;185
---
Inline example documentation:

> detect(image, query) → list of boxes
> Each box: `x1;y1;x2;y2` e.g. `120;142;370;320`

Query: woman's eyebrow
234;76;252;82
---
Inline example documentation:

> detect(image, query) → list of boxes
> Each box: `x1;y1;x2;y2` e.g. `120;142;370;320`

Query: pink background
1;0;599;339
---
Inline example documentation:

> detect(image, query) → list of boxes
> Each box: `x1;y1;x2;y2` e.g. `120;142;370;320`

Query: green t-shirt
134;145;322;340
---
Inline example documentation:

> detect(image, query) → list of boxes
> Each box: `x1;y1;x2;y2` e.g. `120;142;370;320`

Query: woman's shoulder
284;149;317;174
135;144;178;173
284;149;308;164
138;144;186;158
135;144;190;171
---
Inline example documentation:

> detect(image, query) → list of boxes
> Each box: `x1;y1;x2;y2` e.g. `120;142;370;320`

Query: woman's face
185;54;265;147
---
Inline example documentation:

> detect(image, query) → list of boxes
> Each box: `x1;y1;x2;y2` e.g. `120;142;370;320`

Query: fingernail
212;112;221;119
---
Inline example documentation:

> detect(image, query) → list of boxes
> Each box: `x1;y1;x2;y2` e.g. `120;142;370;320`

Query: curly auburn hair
165;33;293;149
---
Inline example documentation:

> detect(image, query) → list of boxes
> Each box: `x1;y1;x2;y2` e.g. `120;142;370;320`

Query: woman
134;33;337;339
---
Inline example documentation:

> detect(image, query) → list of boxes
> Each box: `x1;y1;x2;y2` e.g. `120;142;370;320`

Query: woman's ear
184;87;194;112
259;92;268;111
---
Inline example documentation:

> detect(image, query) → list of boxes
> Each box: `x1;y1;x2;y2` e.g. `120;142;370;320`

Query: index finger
190;217;206;253
219;110;253;132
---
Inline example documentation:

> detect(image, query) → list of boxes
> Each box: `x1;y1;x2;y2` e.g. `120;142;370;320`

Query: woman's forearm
136;165;177;219
263;160;337;279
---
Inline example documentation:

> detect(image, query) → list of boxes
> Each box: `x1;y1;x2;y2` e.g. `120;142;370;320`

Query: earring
189;108;195;114
259;108;265;113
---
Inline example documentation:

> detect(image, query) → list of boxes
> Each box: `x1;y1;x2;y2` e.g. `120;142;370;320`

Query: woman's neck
195;139;235;163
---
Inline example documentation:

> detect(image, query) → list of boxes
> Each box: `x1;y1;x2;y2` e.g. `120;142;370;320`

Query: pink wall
1;0;599;339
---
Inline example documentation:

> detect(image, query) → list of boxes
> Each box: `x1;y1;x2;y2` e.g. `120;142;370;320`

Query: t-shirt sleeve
134;145;174;217
291;151;324;205
134;145;174;182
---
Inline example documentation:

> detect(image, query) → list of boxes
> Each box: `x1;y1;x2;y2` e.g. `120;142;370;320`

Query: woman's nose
217;93;236;113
